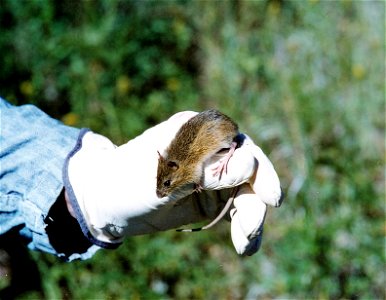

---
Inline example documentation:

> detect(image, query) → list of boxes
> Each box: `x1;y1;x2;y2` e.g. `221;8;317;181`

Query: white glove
65;111;283;256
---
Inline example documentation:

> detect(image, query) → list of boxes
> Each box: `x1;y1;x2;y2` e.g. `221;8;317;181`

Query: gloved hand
65;111;283;256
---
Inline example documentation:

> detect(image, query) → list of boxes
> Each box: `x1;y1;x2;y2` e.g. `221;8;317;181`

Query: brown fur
156;109;239;198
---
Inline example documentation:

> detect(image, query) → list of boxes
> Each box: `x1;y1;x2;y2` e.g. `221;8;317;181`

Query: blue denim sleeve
0;98;99;261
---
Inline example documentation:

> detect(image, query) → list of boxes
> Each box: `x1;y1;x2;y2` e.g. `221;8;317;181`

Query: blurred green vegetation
0;0;384;299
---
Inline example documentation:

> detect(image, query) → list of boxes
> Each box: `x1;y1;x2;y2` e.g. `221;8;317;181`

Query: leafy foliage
0;0;384;299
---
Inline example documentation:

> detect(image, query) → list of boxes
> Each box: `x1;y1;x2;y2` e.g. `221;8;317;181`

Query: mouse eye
164;180;171;187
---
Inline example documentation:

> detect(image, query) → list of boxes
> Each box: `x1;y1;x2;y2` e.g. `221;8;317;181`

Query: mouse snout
156;189;166;198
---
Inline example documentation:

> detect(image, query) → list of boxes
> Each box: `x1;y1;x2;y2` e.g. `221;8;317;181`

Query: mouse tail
176;227;203;232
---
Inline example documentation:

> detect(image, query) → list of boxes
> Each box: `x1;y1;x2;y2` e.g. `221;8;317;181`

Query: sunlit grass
0;0;384;299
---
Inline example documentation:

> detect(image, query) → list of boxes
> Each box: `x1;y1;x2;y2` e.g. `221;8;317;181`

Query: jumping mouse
156;109;240;199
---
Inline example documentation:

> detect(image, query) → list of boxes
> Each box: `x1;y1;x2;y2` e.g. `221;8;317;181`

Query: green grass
1;0;384;299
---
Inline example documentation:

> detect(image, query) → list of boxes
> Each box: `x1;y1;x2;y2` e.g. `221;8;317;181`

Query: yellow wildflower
20;81;34;96
116;75;131;96
62;112;79;126
352;64;365;80
166;78;180;92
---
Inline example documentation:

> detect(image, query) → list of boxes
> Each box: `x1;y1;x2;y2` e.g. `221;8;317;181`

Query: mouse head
156;151;180;198
156;151;203;198
157;151;197;198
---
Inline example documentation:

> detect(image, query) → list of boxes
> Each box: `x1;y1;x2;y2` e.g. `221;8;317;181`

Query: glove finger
242;134;284;207
233;184;267;238
231;219;263;256
230;184;266;255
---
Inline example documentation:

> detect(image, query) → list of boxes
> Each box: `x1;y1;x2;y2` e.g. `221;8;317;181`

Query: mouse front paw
194;183;203;193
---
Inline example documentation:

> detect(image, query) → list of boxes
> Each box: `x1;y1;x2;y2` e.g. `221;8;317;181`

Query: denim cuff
0;98;101;261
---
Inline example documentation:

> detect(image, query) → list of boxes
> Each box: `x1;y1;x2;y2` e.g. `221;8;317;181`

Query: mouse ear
167;160;179;170
157;151;165;161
